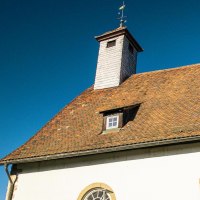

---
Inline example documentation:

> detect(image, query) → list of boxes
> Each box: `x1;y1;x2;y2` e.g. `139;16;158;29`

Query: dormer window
107;40;116;48
100;104;140;133
106;115;119;129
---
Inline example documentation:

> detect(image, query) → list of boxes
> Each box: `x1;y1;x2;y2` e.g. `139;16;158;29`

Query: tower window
128;43;134;54
107;40;116;48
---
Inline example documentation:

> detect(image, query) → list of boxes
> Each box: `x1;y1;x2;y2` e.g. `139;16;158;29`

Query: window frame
77;182;116;200
83;188;110;200
106;115;119;129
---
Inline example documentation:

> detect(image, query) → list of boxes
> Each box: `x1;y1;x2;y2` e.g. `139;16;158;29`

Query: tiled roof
1;64;200;164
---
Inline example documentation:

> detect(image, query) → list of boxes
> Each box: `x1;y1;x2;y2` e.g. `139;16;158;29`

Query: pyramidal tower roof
95;26;143;52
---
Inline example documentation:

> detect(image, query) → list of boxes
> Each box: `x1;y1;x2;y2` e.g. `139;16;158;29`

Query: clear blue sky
1;0;200;198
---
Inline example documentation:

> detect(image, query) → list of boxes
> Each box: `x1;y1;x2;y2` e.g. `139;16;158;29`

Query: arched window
83;188;110;200
77;183;116;200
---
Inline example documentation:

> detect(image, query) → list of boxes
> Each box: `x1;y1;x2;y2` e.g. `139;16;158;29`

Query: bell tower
94;26;143;90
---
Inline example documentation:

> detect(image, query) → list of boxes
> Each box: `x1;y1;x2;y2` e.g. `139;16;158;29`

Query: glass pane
106;194;109;198
109;118;112;122
109;122;112;127
113;122;117;126
98;191;103;197
113;117;117;122
87;196;93;200
93;191;98;198
84;189;111;200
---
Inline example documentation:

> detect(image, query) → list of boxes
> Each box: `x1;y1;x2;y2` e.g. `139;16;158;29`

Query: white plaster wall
12;144;200;200
94;35;124;89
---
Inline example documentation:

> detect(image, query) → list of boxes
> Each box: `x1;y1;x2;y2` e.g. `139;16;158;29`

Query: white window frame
106;115;119;129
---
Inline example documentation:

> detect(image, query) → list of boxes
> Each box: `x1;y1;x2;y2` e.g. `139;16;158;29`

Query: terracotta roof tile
1;64;200;163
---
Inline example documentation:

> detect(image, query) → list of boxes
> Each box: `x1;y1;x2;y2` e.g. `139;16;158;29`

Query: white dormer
94;27;143;90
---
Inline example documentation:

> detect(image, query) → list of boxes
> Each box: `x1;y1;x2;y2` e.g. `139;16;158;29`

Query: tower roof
95;26;143;52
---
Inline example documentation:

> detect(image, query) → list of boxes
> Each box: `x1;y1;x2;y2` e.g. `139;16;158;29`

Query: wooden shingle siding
94;35;124;89
94;33;137;90
120;36;137;83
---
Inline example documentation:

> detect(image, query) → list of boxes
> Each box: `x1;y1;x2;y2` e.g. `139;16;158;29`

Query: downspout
4;164;17;200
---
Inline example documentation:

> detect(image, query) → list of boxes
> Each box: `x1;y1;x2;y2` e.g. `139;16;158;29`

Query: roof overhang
95;27;143;52
98;103;141;114
1;135;200;165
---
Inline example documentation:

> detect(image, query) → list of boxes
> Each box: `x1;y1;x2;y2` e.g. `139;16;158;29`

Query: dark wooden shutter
123;106;139;126
118;113;123;128
102;116;107;131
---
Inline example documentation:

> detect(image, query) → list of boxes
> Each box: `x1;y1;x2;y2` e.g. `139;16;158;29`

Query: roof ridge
136;63;200;76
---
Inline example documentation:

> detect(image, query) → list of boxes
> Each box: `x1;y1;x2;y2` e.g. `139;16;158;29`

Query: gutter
1;135;200;165
4;164;17;200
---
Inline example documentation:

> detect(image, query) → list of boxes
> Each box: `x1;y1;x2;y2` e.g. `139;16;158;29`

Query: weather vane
118;1;127;27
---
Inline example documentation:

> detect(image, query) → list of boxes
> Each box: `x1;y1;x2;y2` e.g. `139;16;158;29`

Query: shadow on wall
16;141;200;174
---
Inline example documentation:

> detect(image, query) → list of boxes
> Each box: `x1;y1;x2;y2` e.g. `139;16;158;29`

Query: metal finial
118;1;127;27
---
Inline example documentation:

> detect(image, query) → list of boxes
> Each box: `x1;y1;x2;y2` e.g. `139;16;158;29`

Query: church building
1;6;200;200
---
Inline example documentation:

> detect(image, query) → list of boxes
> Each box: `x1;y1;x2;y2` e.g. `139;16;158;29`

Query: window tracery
77;183;116;200
83;188;110;200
